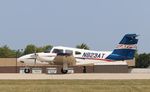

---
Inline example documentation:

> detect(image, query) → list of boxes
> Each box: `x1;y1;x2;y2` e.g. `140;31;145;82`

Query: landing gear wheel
61;68;68;74
24;68;30;73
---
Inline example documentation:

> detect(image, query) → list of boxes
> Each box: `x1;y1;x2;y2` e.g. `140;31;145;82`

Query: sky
0;0;150;53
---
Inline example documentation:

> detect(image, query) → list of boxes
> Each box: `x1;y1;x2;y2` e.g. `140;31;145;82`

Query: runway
0;73;150;80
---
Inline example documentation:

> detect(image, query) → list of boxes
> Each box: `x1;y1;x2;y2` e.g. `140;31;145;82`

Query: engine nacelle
53;53;76;66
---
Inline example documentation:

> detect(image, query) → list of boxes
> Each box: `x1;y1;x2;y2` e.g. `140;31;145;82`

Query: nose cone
17;53;50;64
17;53;36;64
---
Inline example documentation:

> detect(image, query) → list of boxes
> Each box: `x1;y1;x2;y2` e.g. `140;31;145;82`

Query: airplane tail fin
106;34;138;61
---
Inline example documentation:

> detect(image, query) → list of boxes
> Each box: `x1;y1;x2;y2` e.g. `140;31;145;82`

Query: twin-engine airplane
18;34;138;65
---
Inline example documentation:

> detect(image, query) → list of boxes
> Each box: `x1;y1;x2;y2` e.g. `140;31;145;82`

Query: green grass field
0;80;150;92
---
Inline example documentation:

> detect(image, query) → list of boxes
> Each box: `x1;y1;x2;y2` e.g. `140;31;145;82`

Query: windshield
52;49;63;54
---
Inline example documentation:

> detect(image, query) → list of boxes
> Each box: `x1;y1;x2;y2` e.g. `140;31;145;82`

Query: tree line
0;44;53;58
0;43;88;58
0;43;150;68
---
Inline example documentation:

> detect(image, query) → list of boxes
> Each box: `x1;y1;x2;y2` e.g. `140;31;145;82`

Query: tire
83;66;86;73
24;68;30;73
61;68;68;74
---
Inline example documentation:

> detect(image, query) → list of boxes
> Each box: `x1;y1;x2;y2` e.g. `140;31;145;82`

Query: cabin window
75;51;81;55
52;49;63;54
65;50;73;55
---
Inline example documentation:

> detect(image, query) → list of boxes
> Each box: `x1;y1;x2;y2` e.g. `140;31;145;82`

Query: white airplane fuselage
18;46;112;65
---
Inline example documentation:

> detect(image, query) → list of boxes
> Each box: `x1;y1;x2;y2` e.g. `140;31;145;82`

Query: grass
0;80;150;92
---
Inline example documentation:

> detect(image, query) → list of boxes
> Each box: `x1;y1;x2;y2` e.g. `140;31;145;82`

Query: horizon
0;0;149;53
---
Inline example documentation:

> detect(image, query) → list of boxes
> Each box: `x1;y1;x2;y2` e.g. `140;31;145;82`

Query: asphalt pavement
0;73;150;80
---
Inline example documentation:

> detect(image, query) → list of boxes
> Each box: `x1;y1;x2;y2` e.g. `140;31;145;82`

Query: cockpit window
52;49;63;54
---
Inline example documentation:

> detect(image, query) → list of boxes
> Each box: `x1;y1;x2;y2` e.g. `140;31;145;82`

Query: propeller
30;51;38;64
34;51;37;64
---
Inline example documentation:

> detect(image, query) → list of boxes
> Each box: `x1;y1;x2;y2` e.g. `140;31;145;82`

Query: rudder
106;34;138;61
